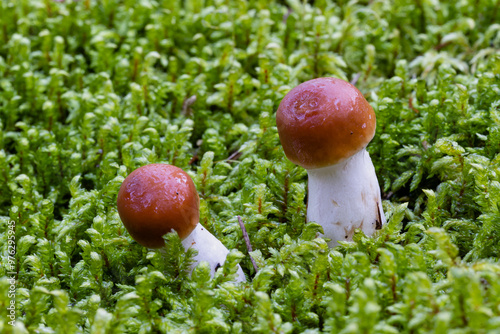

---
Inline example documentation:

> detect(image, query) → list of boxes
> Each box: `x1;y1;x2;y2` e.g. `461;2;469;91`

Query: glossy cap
276;77;376;169
117;164;199;248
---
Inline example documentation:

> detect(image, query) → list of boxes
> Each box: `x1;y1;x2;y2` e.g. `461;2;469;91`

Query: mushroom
117;163;246;282
276;77;386;246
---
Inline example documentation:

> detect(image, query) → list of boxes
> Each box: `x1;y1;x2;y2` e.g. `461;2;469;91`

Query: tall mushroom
276;77;386;246
117;163;246;282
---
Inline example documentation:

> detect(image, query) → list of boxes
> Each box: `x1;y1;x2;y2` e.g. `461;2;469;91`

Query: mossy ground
0;0;499;333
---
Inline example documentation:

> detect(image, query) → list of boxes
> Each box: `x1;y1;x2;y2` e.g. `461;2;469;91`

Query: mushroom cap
276;77;376;169
117;164;199;248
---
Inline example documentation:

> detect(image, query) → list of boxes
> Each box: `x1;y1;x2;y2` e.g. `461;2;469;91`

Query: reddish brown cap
117;164;199;248
276;77;376;169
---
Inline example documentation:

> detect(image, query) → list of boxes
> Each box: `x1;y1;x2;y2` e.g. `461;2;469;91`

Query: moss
1;0;500;332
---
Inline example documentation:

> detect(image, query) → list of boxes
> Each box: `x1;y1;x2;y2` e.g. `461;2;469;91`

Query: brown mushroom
117;164;245;281
276;77;386;246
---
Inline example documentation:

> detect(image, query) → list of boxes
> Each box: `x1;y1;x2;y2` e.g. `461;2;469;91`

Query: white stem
306;149;386;247
182;223;246;282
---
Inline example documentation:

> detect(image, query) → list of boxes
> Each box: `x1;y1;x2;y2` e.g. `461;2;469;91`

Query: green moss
1;0;500;332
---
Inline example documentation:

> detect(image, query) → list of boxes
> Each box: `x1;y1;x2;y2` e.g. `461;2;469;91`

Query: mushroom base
181;223;246;282
306;149;386;247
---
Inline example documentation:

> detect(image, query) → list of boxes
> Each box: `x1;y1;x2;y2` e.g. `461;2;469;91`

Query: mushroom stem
306;149;386;247
181;223;246;282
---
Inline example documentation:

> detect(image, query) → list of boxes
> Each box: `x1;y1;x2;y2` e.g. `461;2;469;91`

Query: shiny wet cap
117;164;199;248
276;77;376;169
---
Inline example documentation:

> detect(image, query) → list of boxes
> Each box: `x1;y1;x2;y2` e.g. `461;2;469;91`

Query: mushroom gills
181;223;246;282
306;149;386;247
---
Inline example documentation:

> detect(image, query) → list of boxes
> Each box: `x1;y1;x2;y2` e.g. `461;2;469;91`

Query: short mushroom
276;77;386;246
117;163;246;282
